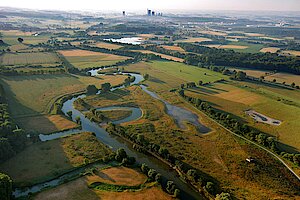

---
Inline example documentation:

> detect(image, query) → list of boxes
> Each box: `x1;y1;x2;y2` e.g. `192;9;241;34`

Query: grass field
175;37;212;43
0;30;50;45
16;114;78;134
0;132;111;187
58;49;129;69
185;81;300;152
95;42;123;50
0;52;61;66
0;74;127;116
34;166;170;200
199;30;228;36
132;50;184;62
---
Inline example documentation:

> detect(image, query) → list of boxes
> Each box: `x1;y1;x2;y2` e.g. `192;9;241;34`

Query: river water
14;68;209;199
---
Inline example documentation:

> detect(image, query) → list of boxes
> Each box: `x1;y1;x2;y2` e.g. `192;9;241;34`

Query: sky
1;0;300;12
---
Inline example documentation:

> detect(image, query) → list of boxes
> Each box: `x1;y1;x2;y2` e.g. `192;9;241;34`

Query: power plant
147;9;162;16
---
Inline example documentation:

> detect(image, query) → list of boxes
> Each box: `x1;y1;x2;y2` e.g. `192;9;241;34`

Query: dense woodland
179;43;300;74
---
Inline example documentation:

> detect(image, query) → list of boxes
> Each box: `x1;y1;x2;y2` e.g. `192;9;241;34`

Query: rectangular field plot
58;49;129;69
0;52;61;66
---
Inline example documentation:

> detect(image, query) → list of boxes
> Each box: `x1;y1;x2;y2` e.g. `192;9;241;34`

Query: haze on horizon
1;0;300;12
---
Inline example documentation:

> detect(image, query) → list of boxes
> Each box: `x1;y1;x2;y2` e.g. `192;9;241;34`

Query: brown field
95;42;123;50
137;34;156;39
228;68;272;78
282;50;300;57
260;47;280;53
34;167;170;200
243;33;265;37
132;50;184;62
264;72;300;85
160;45;186;52
199;30;227;36
16;114;78;134
94;187;172;200
260;36;283;41
58;49;107;57
86;166;147;186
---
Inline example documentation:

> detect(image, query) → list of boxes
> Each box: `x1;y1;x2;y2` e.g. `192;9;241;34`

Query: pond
104;37;143;45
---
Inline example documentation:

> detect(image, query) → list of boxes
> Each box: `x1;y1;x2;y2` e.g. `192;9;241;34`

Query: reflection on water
140;85;211;133
104;37;143;45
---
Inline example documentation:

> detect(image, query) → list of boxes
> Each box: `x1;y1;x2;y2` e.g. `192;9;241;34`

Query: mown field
0;74;127;116
58;49;129;69
0;132;111;187
34;166;170;200
132;50;184;62
0;52;61;66
17;114;78;134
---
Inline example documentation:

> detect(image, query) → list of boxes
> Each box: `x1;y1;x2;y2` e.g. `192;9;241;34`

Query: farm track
178;94;300;182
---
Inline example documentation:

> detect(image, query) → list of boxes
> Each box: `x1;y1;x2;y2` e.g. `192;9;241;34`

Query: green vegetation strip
89;181;149;192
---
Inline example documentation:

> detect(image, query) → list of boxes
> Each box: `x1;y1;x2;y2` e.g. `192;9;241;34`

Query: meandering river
14;68;210;199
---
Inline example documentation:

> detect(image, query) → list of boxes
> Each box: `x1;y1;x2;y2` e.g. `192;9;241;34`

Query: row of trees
140;163;180;198
178;89;300;167
105;123;227;198
179;43;300;74
0;84;27;162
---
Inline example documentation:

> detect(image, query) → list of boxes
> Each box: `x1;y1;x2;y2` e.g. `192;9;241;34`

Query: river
14;69;209;199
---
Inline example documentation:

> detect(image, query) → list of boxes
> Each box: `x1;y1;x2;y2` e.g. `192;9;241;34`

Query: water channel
14;68;209;199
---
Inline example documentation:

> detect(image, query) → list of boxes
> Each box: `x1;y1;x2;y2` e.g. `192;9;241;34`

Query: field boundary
177;94;300;181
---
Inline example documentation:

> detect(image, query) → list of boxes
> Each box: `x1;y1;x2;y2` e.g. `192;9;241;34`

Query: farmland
0;52;61;66
0;74;127;116
58;49;129;69
260;47;280;53
175;37;212;43
0;132;111;187
160;45;186;53
95;42;123;50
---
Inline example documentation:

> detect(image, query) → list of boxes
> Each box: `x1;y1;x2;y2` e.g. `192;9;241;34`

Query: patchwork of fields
58;49;129;69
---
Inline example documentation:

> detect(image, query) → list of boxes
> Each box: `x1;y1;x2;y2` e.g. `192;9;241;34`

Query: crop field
0;74;127;116
282;50;300;57
16;114;78;134
204;44;249;50
132;50;184;62
58;49;129;69
264;72;300;85
0;31;50;45
160;45;186;52
0;132;110;187
228;67;272;78
260;47;280;53
184;81;300;152
34;166;170;200
95;42;123;50
176;37;212;43
0;52;61;66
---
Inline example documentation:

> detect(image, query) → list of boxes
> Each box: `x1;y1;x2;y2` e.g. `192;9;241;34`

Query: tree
115;148;127;162
198;80;203;86
67;111;73;119
143;73;149;80
147;169;157;181
187;169;197;181
141;163;149;174
155;173;162;183
17;37;24;43
215;192;231;200
0;173;12;200
206;182;215;194
291;82;296;88
273;79;276;83
174;188;180;198
236;71;247;81
101;83;111;93
75;116;81;124
86;85;98;95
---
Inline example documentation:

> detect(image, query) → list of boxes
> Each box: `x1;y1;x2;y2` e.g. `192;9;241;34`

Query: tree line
179;43;300;74
178;88;300;167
